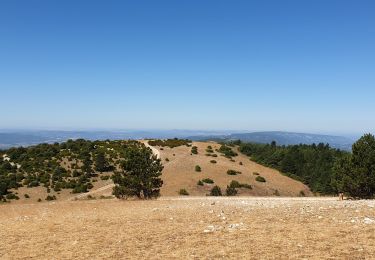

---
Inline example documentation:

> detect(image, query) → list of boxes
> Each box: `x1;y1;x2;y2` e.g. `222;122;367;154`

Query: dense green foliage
332;134;375;199
148;138;191;148
239;141;348;194
112;143;163;199
0;139;156;201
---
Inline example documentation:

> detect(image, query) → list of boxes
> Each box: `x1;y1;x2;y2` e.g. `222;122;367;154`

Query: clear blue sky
1;1;374;135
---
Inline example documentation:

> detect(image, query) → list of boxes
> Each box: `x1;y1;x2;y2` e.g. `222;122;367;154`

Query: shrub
217;145;238;158
255;176;266;182
195;165;201;172
253;172;260;176
191;146;198;154
197;180;204;186
6;193;19;200
202;178;214;184
210;160;217;164
273;190;280;196
178;189;189;196
148;138;191;148
239;162;243;165
165;158;170;162
299;190;306;197
227;169;241;175
100;175;110;180
209;185;222;196
45;195;56;201
226;185;237;196
24;194;30;199
37;198;42;202
229;180;252;190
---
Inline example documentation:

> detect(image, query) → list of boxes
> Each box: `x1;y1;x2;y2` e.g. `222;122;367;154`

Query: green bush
255;176;266;182
202;178;214;184
100;175;110;180
191;146;198;154
178;189;189;196
45;195;56;201
226;185;237;196
195;165;201;172
197;180;204;186
209;185;222;196
227;169;241;175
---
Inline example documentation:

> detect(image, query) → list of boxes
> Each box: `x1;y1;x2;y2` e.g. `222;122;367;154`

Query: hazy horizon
1;1;374;134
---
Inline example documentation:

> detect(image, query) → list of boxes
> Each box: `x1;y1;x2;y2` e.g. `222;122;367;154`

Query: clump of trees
239;141;347;194
112;143;163;199
332;134;375;199
217;145;238;158
148;138;192;148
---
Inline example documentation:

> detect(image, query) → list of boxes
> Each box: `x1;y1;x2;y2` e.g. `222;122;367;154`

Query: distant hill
188;131;355;151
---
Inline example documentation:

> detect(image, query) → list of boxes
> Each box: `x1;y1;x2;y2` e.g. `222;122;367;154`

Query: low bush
209;185;222;196
195;165;201;172
226;185;238;196
191;146;198;154
253;172;260;176
210;160;217;164
45;195;56;201
24;194;30;198
202;178;214;184
178;189;189;196
100;175;110;180
227;169;241;175
255;176;266;182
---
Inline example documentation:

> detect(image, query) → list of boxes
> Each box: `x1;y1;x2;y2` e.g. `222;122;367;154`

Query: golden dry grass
158;141;311;197
1;197;374;259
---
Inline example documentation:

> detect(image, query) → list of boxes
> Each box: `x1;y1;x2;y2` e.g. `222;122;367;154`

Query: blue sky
0;1;374;134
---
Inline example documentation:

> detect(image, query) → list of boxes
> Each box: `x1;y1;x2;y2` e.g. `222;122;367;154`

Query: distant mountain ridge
0;130;356;151
188;131;355;151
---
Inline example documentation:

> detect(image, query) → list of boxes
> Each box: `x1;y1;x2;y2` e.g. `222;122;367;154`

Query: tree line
238;134;375;198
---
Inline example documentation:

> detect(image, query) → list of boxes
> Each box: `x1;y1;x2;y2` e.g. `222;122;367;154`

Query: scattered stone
363;217;375;224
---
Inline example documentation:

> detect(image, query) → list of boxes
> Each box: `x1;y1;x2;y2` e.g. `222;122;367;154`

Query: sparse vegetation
226;185;237;196
210;160;217;164
148;138;191;148
197;180;204;186
195;165;201;172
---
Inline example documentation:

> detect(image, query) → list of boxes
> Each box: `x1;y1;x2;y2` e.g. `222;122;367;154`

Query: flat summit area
1;197;374;259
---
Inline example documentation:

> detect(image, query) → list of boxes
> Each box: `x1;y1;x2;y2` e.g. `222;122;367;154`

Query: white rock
363;217;375;224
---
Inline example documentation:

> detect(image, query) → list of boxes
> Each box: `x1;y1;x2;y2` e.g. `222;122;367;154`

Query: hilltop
0;139;311;203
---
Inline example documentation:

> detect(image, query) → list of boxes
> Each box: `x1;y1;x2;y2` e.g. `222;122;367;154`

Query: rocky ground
1;197;374;259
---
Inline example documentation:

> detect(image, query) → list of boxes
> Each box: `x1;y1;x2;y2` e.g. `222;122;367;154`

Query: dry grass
1;197;374;259
159;141;311;197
